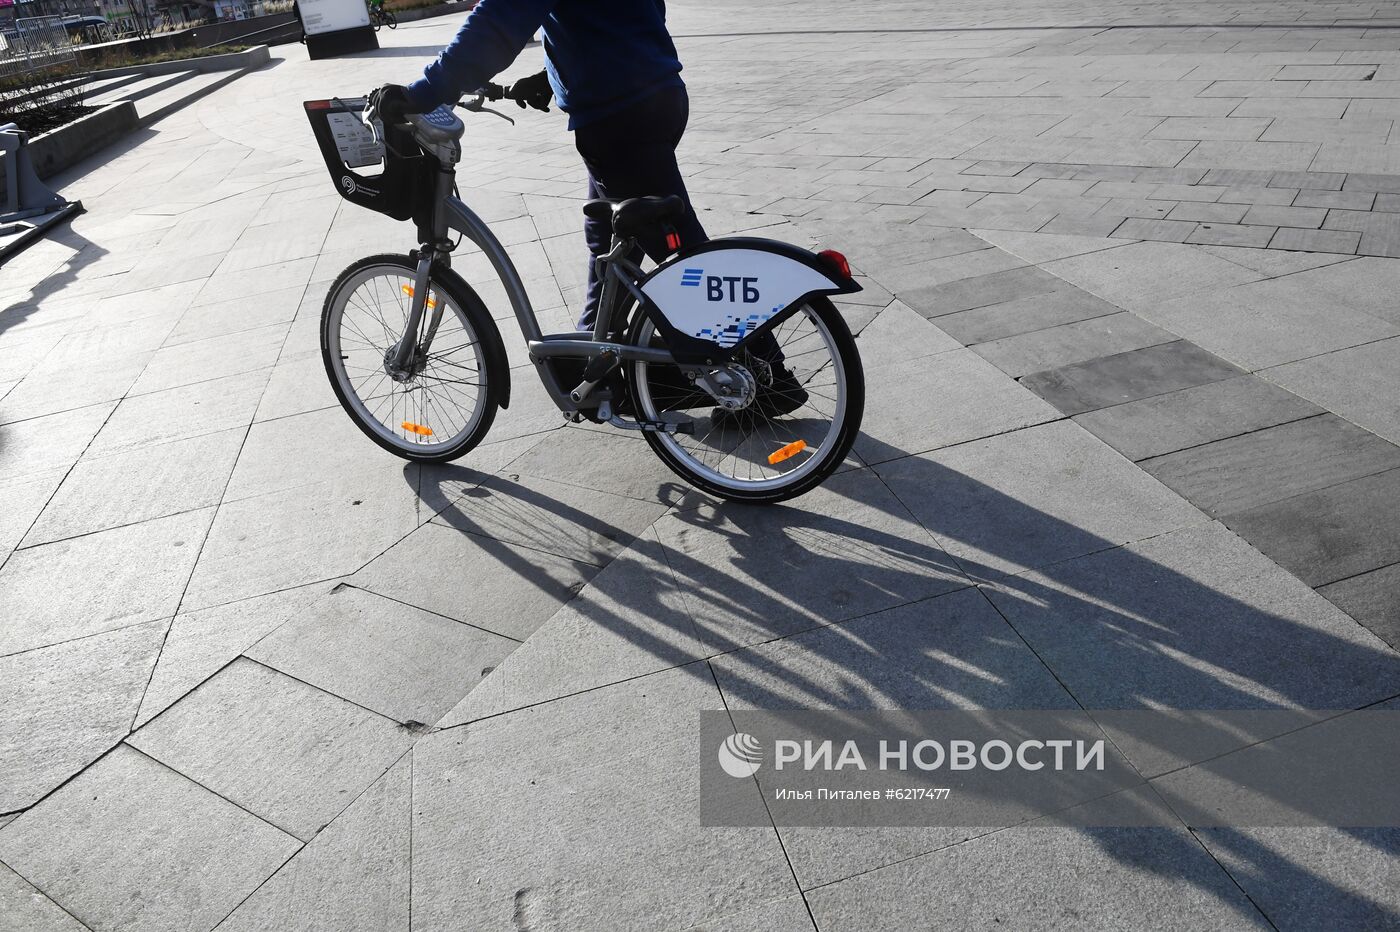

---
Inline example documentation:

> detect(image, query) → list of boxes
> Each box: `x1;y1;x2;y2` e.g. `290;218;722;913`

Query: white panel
301;0;370;35
641;248;839;348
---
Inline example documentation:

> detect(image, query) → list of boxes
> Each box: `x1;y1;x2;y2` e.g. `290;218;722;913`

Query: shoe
711;365;809;428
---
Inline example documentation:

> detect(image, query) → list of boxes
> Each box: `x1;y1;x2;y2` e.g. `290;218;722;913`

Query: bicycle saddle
583;195;685;239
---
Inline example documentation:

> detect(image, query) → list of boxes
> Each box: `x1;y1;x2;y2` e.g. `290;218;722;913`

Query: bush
0;63;87;135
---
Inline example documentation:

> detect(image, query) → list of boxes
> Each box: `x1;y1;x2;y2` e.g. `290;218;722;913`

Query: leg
575;86;707;329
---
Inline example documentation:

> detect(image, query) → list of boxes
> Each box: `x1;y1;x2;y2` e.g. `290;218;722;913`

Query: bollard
0;122;83;264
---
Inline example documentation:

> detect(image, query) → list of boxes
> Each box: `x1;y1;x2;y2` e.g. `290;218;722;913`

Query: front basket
303;97;432;223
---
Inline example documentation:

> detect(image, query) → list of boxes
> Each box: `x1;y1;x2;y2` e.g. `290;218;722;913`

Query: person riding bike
375;0;806;421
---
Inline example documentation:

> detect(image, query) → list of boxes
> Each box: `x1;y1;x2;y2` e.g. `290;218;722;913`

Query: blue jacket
406;0;684;129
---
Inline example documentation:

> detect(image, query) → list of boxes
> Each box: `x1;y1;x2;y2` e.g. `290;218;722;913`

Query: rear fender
637;237;860;363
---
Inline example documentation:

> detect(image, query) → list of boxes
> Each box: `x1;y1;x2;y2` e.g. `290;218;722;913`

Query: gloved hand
508;71;553;112
369;83;417;124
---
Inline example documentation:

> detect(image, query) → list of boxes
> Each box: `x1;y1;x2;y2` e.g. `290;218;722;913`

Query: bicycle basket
304;97;432;223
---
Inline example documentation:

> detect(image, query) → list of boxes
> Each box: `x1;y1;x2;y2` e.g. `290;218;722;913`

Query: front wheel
626;297;864;504
321;254;502;463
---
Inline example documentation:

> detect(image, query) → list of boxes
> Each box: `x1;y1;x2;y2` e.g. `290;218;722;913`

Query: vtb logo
679;268;760;304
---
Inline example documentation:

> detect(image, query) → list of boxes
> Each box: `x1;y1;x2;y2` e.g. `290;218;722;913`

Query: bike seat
583;195;685;239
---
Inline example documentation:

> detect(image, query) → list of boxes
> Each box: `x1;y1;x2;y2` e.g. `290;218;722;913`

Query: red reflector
665;231;681;252
818;249;851;279
305;100;334;110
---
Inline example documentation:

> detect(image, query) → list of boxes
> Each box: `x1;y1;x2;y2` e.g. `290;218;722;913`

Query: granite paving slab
853;299;962;363
22;428;244;546
1140;414;1400;517
973;312;1178;378
897;264;1064;318
1041;241;1263;312
852;348;1060;465
805;826;1265;931
0;862;87;932
429;470;670;569
127;324;286;397
1024;340;1254;414
0;508;211;657
1222;467;1400;588
411;667;795;932
0;469;65;557
0;403;114;479
1134;273;1399;370
351;519;598;642
134;583;331;728
875;421;1204;581
711;587;1080;889
933;287;1123;345
1318;563;1400;650
1279;257;1400;326
216;756;410;932
180;470;420;611
130;659;413;841
436;526;704;726
1193;828;1400;930
1263;337;1400;445
1073;375;1322;461
0;619;166;813
0;745;299;932
983;521;1400;719
246;584;515;725
652;468;969;652
84;369;269;458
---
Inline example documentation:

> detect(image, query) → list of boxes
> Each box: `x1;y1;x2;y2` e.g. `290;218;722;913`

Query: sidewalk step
87;70;196;107
136;68;250;128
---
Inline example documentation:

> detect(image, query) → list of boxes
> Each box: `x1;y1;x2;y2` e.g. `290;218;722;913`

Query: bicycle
302;85;864;503
368;3;397;29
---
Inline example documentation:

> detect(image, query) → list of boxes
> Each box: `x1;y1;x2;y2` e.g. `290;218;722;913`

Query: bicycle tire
625;296;864;504
321;254;505;463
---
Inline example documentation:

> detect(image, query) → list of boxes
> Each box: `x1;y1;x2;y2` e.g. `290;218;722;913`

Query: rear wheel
626;297;864;504
321;254;501;463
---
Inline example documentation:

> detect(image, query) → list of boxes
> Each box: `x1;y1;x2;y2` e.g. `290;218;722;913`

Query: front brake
457;94;516;125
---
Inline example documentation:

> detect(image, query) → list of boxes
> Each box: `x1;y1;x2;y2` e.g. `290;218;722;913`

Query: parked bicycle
303;84;864;503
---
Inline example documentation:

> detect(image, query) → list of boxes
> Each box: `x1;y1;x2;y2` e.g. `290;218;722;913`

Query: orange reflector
767;439;808;465
402;422;434;437
400;284;437;309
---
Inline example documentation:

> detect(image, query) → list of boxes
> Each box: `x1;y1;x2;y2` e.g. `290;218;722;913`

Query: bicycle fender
639;238;860;358
436;266;512;409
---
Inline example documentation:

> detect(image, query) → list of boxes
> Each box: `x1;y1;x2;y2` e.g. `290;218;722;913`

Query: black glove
369;83;417;124
508;71;553;112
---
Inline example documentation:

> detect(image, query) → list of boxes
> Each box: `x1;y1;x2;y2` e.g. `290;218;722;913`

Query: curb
86;44;271;79
28;102;139;180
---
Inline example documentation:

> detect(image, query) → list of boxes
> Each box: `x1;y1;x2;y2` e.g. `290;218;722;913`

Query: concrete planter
87;45;271;80
27;102;139;180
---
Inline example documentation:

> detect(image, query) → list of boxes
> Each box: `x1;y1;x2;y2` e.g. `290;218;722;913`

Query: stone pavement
3;1;1400;929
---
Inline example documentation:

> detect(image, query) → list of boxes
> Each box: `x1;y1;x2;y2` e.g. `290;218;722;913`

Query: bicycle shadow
404;428;1400;927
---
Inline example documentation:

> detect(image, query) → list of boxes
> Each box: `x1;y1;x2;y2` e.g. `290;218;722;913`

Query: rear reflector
665;231;681;252
817;249;851;280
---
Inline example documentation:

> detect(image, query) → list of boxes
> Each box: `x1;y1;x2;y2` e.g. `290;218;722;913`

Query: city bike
303;85;864;503
368;4;397;29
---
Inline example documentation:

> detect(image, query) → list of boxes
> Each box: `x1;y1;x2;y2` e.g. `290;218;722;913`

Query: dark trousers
574;85;707;329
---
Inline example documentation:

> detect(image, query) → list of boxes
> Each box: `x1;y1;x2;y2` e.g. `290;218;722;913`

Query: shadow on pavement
407;426;1400;926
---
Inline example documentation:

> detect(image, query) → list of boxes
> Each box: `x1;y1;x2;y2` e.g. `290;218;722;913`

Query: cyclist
376;0;806;419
